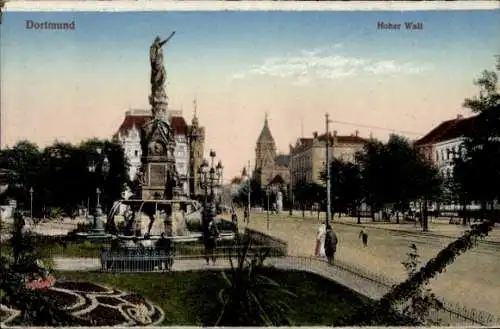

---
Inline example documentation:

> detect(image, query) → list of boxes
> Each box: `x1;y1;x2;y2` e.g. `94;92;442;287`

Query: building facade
415;114;472;179
114;109;205;198
414;114;484;212
254;114;290;186
289;130;367;186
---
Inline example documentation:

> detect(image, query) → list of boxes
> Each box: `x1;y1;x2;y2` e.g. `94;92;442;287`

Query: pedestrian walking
204;219;219;265
359;229;368;247
315;222;326;257
231;207;238;232
324;225;338;265
243;206;249;224
156;232;173;270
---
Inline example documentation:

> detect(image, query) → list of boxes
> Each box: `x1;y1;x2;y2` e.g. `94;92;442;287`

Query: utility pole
247;160;251;221
325;113;332;226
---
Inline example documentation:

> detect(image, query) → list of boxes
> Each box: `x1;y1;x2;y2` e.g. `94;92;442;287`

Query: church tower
255;113;277;186
188;98;205;199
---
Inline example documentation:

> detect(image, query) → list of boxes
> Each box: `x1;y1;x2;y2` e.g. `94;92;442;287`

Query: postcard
0;1;499;328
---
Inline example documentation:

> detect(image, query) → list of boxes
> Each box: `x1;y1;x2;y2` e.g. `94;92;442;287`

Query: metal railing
277;256;500;327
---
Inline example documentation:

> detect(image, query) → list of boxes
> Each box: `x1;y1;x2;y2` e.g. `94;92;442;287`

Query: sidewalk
51;256;391;301
235;212;500;318
251;211;500;243
331;216;500;243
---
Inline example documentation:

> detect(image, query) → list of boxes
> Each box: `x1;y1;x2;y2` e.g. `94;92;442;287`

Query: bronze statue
149;32;175;94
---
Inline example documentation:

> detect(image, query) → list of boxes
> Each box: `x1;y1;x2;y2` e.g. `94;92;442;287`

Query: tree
355;140;387;220
0;211;90;325
292;179;309;217
349;57;499;325
455;60;500;221
0;141;42;209
400;244;442;324
235;177;262;208
0;138;129;218
340;162;364;224
355;136;441;228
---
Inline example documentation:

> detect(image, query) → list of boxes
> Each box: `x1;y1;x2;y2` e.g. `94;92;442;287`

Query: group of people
315;223;338;264
315;224;369;264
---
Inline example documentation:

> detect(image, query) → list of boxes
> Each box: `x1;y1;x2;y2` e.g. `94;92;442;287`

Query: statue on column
149;32;175;115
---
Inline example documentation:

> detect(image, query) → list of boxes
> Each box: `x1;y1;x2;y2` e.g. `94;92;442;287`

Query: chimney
457;114;464;120
313;131;318;139
355;130;359;137
333;130;337;137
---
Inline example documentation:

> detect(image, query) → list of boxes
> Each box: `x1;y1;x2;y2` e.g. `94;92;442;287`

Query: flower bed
0;281;164;327
24;275;56;289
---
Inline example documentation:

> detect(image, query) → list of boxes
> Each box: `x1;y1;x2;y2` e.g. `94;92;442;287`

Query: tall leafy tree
235;176;262;208
355;140;387;219
454;59;500;220
0;138;128;217
350;56;500;325
340;161;364;223
0;141;42;209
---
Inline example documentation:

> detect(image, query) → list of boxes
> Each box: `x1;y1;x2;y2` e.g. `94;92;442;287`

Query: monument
126;32;184;237
138;32;180;202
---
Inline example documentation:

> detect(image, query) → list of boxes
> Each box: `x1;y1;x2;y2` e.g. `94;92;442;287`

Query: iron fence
244;227;288;249
277;256;500;327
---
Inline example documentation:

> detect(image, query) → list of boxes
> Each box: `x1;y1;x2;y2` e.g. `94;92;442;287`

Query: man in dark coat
324;225;338;264
204;219;219;265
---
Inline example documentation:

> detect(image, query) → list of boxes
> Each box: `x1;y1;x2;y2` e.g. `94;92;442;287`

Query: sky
1;9;499;181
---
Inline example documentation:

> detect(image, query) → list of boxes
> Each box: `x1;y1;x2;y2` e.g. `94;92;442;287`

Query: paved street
235;211;500;317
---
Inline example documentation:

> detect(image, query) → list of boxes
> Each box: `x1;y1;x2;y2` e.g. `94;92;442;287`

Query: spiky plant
215;236;296;326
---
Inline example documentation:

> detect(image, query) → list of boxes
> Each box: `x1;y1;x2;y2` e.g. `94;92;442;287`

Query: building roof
291;133;367;154
114;115;150;139
275;154;290;167
318;133;367;145
171;116;188;135
114;112;188;138
231;177;242;185
415;115;476;146
257;115;275;144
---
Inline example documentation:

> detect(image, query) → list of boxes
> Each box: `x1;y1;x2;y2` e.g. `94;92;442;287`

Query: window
134;150;138;157
435;151;439;161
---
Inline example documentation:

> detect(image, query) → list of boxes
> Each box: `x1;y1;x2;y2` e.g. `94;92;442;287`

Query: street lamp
198;150;223;233
29;187;34;222
87;147;110;235
266;186;271;231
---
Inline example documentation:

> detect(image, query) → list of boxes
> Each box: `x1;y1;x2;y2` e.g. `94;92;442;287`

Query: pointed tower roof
191;97;199;127
257;112;275;144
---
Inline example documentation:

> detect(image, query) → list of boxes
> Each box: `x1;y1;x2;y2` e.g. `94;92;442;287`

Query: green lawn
54;269;412;326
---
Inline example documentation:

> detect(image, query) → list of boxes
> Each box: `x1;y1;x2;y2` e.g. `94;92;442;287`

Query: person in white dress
315;222;326;257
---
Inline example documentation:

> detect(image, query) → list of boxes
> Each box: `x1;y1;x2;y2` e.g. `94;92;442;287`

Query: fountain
104;33;233;245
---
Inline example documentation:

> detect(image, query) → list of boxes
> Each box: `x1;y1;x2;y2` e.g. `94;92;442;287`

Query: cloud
229;47;431;84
